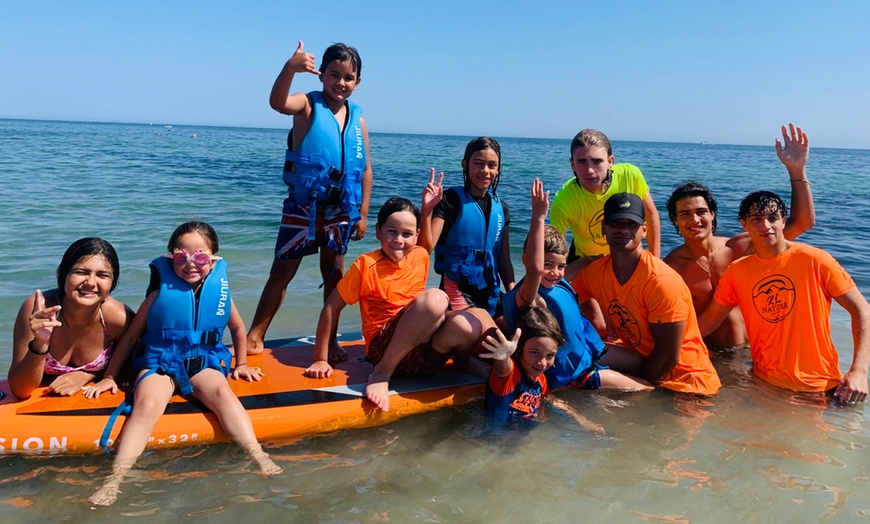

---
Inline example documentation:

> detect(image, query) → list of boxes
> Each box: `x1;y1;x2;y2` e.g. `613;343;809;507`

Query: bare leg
191;370;282;475
247;257;303;354
320;247;348;364
599;344;645;375
365;289;449;411
436;307;494;377
597;369;654;391
89;371;175;506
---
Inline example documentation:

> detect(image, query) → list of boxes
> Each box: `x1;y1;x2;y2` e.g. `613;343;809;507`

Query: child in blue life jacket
503;179;652;392
482;306;602;432
86;221;281;506
247;40;373;362
419;137;515;320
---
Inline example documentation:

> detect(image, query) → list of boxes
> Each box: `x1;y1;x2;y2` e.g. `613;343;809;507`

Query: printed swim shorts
366;307;451;377
275;196;350;260
565;365;603;390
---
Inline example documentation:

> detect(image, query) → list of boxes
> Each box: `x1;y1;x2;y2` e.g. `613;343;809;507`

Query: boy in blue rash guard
503;179;652;391
86;222;281;506
482;306;603;433
247;41;373;360
419;137;515;319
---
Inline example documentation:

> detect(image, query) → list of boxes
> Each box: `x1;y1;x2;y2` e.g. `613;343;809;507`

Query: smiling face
63;255;114;305
541;252;568;289
320;59;359;104
376;210;419;263
172;232;215;285
675;195;715;242
461;147;499;197
519;336;558;379
570;145;614;194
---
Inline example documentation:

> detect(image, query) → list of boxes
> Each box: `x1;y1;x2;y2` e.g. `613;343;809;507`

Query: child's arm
515;179;549;309
305;289;348;378
479;328;521;378
269;40;319;116
642;193;661;258
419;168;445;253
350;118;374;241
777;123;816;239
547;396;606;434
227;300;263;382
84;293;156;398
498;227;515;292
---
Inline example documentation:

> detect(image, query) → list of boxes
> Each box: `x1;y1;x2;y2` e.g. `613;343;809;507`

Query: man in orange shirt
570;193;721;395
699;191;870;403
305;197;493;411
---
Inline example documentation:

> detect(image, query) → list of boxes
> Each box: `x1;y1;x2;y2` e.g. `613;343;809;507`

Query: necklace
694;256;712;275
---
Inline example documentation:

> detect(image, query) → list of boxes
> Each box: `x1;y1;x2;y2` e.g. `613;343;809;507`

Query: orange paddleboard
0;335;485;456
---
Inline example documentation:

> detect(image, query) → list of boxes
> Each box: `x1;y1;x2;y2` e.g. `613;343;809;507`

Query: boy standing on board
305;197;493;412
247;41;373;359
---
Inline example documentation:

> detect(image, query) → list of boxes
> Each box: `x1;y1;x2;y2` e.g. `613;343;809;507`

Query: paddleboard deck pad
0;334;485;455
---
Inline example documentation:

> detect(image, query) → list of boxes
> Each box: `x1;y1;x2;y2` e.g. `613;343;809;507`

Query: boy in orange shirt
700;191;870;402
305;197;493;411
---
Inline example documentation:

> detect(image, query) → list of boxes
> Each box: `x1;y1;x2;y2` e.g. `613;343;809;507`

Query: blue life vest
503;278;606;389
433;187;505;313
284;90;366;247
136;256;233;396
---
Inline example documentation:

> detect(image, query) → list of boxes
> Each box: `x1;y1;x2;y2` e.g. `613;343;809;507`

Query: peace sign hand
422;167;444;212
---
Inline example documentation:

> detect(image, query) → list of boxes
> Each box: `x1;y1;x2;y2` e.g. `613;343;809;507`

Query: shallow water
1;119;868;521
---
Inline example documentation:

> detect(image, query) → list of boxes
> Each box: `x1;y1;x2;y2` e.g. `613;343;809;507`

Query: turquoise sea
1;118;869;521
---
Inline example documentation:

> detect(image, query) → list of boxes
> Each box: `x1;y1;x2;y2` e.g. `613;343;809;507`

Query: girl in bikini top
42;308;116;375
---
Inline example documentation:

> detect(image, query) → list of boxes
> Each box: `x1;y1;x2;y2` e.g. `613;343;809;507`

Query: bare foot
364;372;391;411
251;450;283;475
328;339;349;365
89;460;134;506
246;335;264;355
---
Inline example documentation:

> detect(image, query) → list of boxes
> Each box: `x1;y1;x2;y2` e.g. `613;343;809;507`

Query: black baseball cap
603;193;645;225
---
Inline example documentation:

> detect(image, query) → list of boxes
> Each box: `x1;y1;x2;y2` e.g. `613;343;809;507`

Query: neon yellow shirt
550;163;650;256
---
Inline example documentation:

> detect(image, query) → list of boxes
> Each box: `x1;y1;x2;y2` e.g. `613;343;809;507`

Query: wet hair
523;225;569;256
738;191;789;221
57;237;121;293
320;43;362;77
167;221;219;254
666;180;719;234
377;197;420;229
514;306;566;359
461;137;502;198
570;129;613;157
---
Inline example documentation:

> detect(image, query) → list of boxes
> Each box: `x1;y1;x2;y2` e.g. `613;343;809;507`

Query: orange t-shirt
337;246;429;346
714;243;855;392
571;251;721;395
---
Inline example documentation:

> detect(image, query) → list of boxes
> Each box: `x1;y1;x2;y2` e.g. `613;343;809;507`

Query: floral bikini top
42;308;115;375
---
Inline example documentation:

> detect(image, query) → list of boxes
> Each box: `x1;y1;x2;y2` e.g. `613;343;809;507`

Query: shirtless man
663;123;815;347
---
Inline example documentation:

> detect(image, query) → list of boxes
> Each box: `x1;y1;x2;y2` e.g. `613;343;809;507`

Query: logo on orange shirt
751;275;796;323
607;300;641;347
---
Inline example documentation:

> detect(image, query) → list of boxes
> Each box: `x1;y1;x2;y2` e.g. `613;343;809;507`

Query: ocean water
1;118;869;521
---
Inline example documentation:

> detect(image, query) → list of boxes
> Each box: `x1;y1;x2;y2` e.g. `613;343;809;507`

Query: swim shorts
565;365;602;390
366;307;451;377
443;276;504;317
275;196;350;260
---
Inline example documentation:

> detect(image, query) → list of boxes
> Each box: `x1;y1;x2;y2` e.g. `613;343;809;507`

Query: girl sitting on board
86;221;281;506
419;137;515;320
9;238;134;399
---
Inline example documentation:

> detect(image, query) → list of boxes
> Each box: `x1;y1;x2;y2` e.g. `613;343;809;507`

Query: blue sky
2;1;869;148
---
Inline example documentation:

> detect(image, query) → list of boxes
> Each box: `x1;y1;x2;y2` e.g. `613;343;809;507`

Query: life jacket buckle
200;331;220;345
